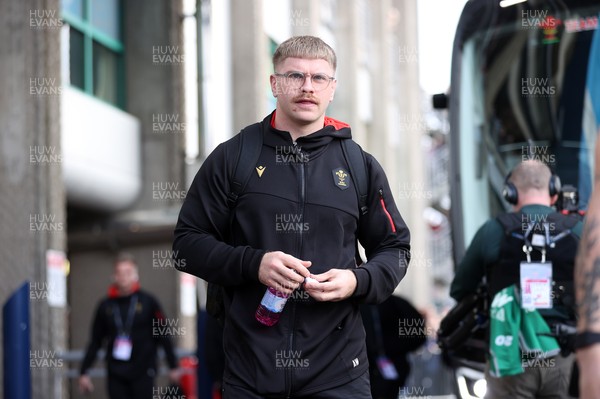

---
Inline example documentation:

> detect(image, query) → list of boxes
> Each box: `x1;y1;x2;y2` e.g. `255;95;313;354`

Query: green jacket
488;285;560;377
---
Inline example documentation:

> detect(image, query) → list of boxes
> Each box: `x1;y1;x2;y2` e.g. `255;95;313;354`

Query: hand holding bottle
257;251;311;295
256;252;311;326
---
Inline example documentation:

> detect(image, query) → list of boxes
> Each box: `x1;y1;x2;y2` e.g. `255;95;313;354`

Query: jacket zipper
379;189;396;232
287;303;296;399
298;143;306;254
286;143;305;397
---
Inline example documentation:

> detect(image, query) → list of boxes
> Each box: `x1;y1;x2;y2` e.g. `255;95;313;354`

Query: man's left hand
304;269;357;302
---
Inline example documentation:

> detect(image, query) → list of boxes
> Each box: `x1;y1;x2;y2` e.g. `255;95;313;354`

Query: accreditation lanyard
113;294;138;335
520;222;552;309
112;295;137;361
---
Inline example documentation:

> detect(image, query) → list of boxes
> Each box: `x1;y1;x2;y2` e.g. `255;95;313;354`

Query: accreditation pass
520;262;552;309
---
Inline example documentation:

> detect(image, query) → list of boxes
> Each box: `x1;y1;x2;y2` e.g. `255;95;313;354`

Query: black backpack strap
547;212;580;232
496;211;578;244
496;213;522;236
209;123;263;326
227;122;263;209
341;139;369;216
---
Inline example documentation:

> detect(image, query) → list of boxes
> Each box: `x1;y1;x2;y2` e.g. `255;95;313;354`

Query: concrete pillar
332;0;367;145
393;0;431;309
369;0;393;170
125;0;186;213
0;0;66;398
231;0;268;131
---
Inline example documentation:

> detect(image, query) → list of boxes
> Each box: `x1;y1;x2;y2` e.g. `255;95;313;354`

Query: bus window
450;1;600;259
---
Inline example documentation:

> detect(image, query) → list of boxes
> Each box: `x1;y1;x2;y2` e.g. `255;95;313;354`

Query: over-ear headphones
502;165;562;205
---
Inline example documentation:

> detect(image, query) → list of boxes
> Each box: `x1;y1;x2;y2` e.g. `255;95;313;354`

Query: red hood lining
107;282;140;298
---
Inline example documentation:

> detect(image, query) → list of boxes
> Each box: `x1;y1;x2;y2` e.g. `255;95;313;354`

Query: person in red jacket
78;253;180;399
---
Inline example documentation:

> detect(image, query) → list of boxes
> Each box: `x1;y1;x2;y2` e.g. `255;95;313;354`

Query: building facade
0;0;188;398
0;0;431;397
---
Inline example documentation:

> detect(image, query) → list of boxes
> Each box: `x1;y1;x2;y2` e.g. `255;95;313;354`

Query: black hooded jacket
173;112;411;396
80;287;178;379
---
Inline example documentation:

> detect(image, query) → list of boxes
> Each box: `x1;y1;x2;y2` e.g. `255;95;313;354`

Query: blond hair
114;252;137;267
510;160;552;193
273;36;337;71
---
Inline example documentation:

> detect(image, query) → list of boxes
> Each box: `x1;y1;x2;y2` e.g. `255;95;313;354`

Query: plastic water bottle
255;287;289;326
255;277;317;326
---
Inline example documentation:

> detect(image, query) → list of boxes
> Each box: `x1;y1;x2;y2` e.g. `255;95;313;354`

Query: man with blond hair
450;159;582;398
173;36;411;398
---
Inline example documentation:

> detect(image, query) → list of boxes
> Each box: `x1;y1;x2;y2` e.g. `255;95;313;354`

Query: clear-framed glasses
273;71;335;91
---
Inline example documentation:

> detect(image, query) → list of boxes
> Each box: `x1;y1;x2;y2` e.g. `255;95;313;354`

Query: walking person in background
78;252;180;399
